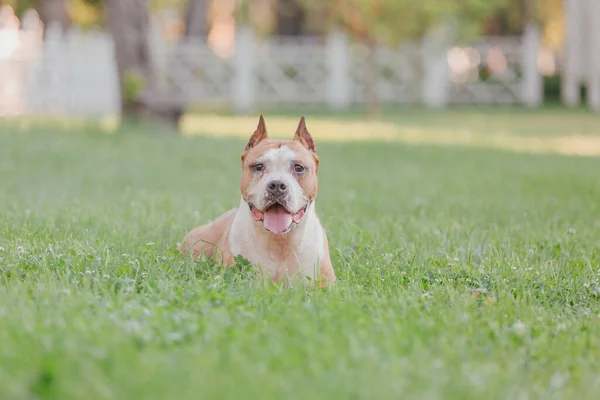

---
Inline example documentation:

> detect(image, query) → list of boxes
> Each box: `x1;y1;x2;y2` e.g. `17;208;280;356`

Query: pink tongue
263;205;292;234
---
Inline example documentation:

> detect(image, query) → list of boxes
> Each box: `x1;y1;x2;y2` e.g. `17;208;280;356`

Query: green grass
1;111;600;399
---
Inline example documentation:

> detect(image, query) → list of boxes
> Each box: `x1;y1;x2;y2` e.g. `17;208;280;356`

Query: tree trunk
160;0;209;126
276;0;305;36
37;0;71;33
184;0;208;37
520;0;533;25
104;0;184;129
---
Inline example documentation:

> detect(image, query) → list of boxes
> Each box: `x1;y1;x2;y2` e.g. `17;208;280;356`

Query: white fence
154;26;543;112
563;0;600;111
0;6;544;118
0;6;119;117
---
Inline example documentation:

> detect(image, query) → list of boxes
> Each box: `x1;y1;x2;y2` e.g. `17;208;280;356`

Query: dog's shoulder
179;208;238;261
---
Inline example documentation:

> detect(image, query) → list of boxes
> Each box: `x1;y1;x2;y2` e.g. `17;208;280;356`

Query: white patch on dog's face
248;145;306;213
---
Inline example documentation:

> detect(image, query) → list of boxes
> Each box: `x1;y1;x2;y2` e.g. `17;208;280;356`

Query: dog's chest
229;226;323;282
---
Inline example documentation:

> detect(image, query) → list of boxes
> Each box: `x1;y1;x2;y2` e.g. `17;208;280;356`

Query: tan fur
178;208;236;265
179;116;335;287
240;140;319;205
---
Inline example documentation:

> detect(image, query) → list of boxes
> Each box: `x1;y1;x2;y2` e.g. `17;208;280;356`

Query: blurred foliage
4;0;33;16
5;0;190;27
71;0;101;26
150;0;188;10
280;0;563;48
122;70;147;105
3;0;101;26
485;0;564;48
299;0;512;45
5;0;564;49
539;0;564;49
543;74;561;103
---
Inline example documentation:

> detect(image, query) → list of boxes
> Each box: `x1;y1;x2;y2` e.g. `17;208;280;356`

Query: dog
179;115;335;287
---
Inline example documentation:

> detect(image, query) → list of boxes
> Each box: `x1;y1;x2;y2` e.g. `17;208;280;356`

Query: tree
276;0;306;36
103;0;208;129
104;0;158;125
37;0;71;32
5;0;34;18
481;0;563;50
302;0;511;44
183;0;208;37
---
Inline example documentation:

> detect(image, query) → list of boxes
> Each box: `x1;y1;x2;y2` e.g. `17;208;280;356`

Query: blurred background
0;0;596;128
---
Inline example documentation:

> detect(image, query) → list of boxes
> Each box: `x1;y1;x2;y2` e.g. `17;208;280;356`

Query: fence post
562;0;584;107
421;25;450;108
521;23;543;107
43;21;67;114
587;0;600;111
326;29;350;110
20;8;44;115
0;5;23;116
97;31;121;117
233;26;255;113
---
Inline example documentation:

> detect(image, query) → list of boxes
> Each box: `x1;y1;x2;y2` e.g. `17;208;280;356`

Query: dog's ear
245;115;269;151
293;116;316;153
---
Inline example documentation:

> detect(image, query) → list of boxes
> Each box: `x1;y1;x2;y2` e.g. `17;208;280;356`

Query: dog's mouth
248;202;307;235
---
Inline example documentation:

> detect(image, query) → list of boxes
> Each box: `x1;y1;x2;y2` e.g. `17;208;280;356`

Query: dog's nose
267;180;288;196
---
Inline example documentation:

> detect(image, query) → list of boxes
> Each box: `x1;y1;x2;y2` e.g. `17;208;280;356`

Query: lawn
1;110;600;399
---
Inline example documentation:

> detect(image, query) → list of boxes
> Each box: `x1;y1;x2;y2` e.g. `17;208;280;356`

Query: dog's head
240;115;320;235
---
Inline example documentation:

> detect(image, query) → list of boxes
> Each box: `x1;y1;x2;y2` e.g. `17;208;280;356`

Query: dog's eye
293;164;305;174
252;163;264;173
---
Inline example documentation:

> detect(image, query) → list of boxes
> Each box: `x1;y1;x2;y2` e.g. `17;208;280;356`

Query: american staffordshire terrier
179;115;335;287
